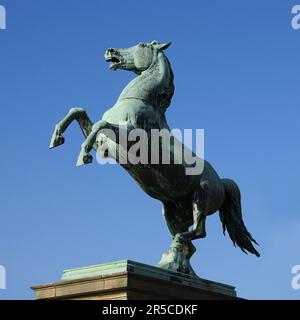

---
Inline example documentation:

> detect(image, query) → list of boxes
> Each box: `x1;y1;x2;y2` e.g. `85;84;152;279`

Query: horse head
104;40;174;111
104;40;171;73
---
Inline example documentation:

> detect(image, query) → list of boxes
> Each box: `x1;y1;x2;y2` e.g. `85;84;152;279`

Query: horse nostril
108;48;115;53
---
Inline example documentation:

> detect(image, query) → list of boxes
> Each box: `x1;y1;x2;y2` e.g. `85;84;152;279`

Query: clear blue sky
0;0;299;299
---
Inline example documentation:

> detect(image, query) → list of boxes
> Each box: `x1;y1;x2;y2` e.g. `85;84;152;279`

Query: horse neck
118;53;173;110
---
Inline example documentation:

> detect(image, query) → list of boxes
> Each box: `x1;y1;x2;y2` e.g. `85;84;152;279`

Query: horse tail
219;179;260;257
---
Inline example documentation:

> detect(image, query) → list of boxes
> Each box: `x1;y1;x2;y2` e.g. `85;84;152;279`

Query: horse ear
158;42;171;51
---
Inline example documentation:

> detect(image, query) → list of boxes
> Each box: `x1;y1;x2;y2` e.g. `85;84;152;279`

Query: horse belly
124;164;196;201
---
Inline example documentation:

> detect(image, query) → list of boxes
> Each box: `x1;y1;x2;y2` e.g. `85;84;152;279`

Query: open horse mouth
104;53;121;70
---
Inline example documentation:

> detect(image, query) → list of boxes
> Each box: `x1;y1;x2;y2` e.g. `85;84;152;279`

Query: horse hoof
76;154;93;166
49;134;65;149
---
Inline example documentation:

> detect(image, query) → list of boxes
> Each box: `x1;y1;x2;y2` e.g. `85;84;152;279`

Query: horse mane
159;55;174;113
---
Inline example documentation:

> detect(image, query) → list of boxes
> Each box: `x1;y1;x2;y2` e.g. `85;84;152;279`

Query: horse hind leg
162;202;196;253
162;202;187;238
157;202;197;275
192;200;207;239
175;189;207;242
49;108;93;149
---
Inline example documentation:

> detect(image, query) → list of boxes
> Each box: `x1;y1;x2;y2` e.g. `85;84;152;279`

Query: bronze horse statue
50;40;259;276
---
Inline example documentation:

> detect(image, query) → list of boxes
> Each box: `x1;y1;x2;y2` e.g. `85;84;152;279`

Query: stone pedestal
31;260;238;300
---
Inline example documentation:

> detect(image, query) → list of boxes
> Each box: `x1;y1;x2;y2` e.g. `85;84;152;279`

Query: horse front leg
76;121;134;166
49;108;93;149
76;119;113;166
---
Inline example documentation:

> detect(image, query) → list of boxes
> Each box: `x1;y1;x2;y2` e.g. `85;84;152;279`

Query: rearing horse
50;40;259;276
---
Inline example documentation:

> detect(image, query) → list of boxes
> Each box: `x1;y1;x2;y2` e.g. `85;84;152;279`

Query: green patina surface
50;41;259;277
